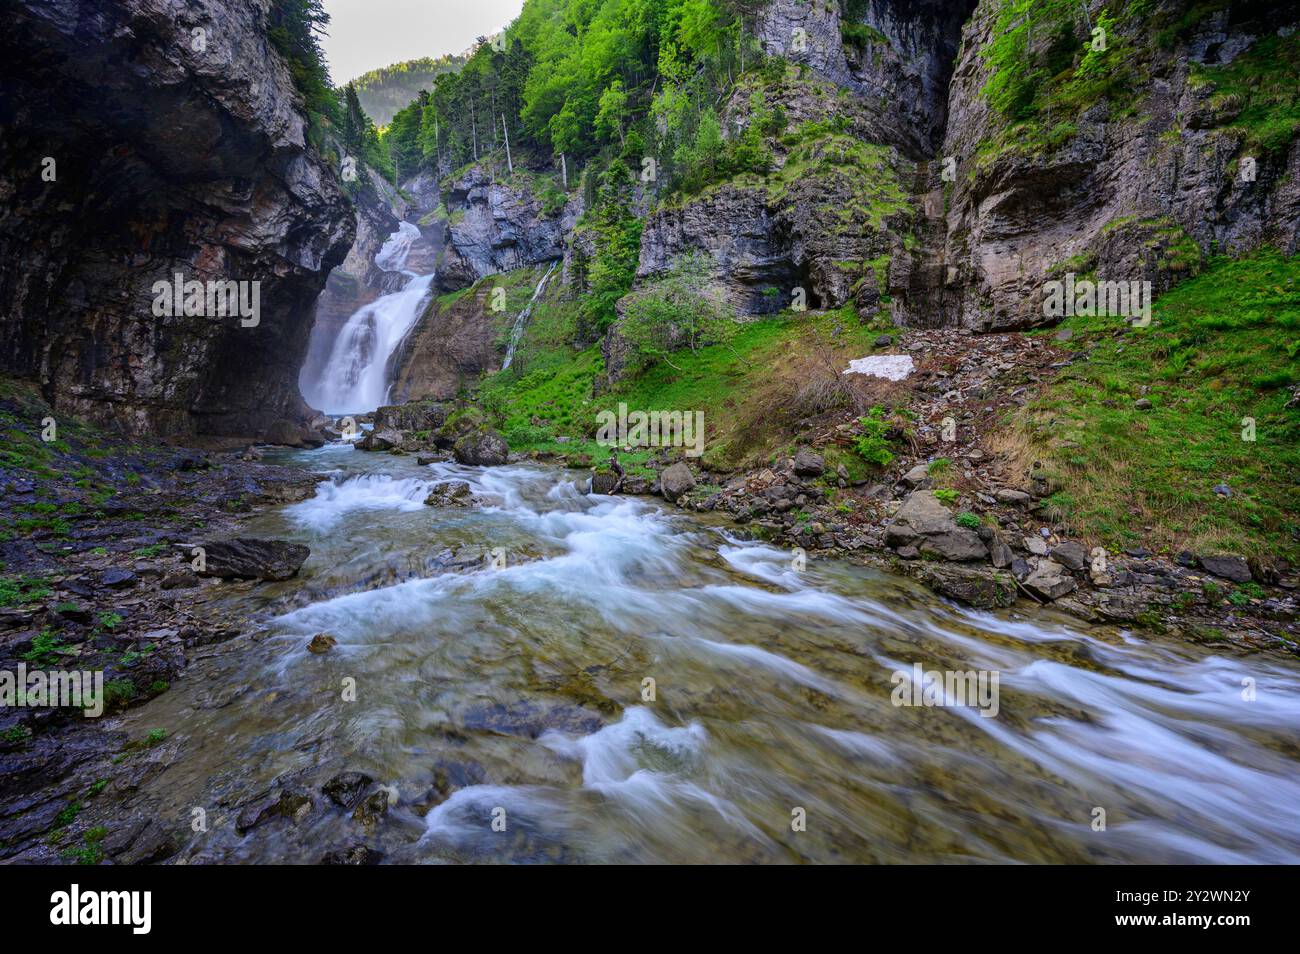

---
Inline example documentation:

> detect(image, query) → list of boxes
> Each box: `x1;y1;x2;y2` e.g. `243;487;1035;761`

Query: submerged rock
307;633;337;654
321;844;385;865
322;771;375;810
235;789;314;834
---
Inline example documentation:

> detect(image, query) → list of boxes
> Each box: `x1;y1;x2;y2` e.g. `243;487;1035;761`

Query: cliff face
756;0;977;158
0;0;354;443
436;165;577;291
938;0;1300;330
390;284;505;404
634;0;1300;332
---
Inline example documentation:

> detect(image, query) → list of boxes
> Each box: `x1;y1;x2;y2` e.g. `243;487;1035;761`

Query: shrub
853;406;895;467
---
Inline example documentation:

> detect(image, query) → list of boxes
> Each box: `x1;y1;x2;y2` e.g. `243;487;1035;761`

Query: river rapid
117;444;1300;864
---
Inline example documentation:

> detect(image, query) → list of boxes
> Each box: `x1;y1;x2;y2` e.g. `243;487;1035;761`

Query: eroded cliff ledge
0;0;354;443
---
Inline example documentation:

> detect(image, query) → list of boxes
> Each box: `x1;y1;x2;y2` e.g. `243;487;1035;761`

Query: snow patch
843;354;914;381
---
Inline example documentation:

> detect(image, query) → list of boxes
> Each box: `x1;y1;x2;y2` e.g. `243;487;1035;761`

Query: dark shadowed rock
1200;554;1252;583
0;0;353;441
352;789;392;828
322;771;374;810
590;470;619;494
321;844;385;865
792;448;825;477
198;539;310;581
235;789;313;833
100;568;136;589
160;569;200;590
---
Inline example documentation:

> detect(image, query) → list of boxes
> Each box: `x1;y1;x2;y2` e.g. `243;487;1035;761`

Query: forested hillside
350;55;470;125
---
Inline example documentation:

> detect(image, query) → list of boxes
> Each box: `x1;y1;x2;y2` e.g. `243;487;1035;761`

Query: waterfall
502;261;558;371
306;222;433;415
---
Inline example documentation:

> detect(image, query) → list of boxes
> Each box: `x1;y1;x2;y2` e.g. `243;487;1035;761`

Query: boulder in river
660;462;696;502
424;480;475;506
321;844;385;865
198;538;310;581
322;771;374;810
359;428;404;452
307;633;337;654
452;429;509;466
235;788;314;833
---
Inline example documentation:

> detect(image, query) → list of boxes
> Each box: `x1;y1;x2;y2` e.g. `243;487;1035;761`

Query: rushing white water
118;448;1300;864
501;261;558;371
306;222;433;415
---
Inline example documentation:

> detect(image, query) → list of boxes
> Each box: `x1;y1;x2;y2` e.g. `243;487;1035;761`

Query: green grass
0;574;51;607
20;628;70;666
478;279;894;472
1189;28;1300;154
1014;250;1300;560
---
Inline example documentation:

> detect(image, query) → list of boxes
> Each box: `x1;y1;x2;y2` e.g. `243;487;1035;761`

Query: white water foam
286;472;431;533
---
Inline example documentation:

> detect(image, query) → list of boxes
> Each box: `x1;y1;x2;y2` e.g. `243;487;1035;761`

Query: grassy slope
477;249;1298;563
476;285;895;478
1017;250;1300;562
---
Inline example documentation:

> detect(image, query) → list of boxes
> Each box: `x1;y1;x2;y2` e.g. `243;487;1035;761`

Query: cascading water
305;222;433;415
502;260;558;371
115;445;1300;865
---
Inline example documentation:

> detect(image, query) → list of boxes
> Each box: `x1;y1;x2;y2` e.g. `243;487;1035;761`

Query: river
117;443;1300;863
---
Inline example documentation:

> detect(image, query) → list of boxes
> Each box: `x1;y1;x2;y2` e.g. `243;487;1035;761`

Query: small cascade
502;260;558;371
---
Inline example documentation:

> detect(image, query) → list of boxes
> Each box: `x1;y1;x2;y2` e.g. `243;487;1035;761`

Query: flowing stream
502;261;558;371
306;222;433;415
120;446;1300;864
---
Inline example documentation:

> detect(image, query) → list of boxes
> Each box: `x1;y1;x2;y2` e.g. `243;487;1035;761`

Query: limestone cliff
435;164;578;291
0;0;354;443
938;0;1300;330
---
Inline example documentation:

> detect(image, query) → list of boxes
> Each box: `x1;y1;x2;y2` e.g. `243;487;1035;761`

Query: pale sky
322;0;526;84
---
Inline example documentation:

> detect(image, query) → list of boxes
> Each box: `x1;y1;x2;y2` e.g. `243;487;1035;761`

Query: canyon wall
0;0;354;443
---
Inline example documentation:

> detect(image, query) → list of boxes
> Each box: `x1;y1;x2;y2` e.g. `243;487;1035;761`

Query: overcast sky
322;0;526;84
